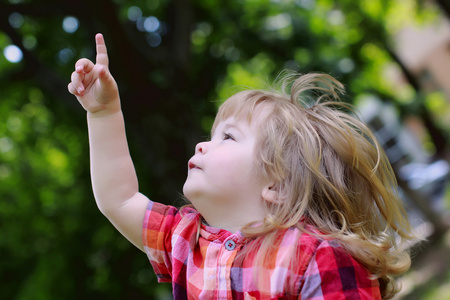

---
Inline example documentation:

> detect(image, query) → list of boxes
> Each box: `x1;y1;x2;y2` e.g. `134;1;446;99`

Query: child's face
183;116;270;224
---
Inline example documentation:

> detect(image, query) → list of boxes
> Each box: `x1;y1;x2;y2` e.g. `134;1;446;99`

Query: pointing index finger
95;33;109;67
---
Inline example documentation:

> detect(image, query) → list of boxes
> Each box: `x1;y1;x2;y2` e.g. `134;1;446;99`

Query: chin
182;182;191;199
182;187;206;213
182;182;198;203
183;177;206;197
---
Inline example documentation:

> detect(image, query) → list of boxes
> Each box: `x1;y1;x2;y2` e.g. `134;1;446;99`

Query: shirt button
225;240;236;251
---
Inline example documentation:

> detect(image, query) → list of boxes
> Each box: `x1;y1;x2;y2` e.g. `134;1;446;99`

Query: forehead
212;118;253;139
212;91;274;133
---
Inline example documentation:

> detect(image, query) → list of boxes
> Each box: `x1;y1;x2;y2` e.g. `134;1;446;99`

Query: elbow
96;200;115;218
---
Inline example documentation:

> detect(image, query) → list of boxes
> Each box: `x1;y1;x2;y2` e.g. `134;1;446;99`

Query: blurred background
1;0;449;299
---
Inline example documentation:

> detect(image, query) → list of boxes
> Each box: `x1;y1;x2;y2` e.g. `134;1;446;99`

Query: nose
195;141;208;154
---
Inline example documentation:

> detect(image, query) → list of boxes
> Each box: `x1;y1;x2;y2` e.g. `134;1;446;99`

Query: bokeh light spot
23;35;37;50
127;6;142;22
8;12;24;28
4;45;23;63
62;16;79;33
144;16;160;32
146;33;162;47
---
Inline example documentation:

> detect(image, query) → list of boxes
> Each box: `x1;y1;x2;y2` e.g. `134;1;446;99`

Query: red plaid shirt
142;201;381;299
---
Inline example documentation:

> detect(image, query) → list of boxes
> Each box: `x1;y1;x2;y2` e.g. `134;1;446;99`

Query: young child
68;34;415;299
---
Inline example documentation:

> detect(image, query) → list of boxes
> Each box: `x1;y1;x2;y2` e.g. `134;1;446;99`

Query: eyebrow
213;123;245;137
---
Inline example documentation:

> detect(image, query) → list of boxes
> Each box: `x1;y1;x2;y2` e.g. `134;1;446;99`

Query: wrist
87;108;122;120
87;102;122;119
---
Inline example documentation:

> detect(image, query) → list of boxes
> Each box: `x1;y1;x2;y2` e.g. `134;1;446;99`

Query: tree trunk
434;0;450;20
387;47;449;160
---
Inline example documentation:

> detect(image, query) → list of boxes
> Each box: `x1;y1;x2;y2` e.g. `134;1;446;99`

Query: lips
188;160;202;170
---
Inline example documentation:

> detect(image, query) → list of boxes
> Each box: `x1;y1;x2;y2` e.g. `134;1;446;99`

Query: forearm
70;34;149;250
87;109;138;213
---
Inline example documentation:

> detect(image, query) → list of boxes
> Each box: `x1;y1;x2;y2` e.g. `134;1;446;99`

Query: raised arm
68;34;149;251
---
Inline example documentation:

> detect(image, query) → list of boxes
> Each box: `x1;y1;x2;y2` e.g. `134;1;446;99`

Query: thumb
98;66;108;81
97;66;117;92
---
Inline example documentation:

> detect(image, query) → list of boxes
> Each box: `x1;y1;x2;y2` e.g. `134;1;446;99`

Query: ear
262;184;283;204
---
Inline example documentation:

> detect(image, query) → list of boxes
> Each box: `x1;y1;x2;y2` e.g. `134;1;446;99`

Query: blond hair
212;72;415;299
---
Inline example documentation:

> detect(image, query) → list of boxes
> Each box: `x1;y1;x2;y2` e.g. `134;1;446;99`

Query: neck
196;200;265;233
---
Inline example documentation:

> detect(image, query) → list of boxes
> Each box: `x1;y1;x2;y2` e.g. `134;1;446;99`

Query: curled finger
75;58;95;74
70;71;85;94
68;82;79;96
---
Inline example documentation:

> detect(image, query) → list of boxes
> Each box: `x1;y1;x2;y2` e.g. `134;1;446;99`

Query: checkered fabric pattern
143;200;381;299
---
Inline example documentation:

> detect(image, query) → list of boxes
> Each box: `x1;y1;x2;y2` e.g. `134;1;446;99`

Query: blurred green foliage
0;0;447;299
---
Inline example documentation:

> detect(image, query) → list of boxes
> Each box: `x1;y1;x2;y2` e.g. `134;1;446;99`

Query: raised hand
68;34;120;116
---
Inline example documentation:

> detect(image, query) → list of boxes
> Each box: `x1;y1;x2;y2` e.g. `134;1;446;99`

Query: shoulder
143;201;201;247
144;202;199;226
291;225;356;261
295;227;381;299
293;226;368;277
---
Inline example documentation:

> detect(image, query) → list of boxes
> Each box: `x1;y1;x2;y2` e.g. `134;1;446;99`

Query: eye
222;132;234;141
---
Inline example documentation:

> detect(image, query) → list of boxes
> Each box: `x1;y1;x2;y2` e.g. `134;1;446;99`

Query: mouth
188;161;201;170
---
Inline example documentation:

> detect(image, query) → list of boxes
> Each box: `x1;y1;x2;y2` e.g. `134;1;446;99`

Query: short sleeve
142;200;182;282
300;240;381;300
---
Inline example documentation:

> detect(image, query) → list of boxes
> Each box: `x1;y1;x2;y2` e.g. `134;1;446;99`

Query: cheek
213;155;258;184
